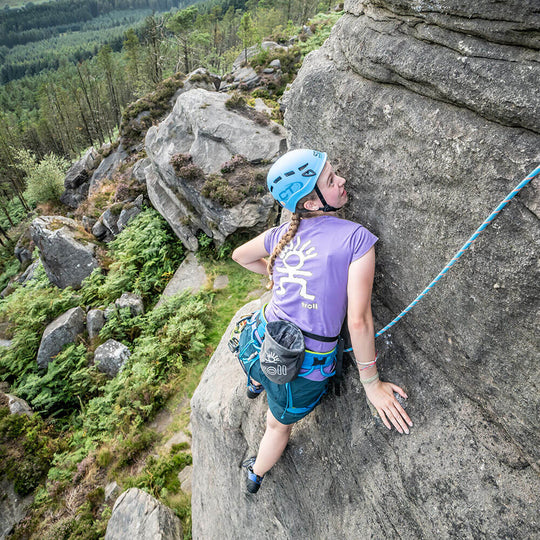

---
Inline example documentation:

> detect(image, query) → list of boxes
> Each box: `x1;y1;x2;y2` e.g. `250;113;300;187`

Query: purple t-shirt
264;215;378;356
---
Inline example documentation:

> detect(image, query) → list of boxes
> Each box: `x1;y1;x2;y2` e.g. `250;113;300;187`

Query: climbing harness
229;305;339;418
374;164;540;339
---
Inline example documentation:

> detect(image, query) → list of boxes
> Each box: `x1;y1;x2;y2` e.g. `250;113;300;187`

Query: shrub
0;268;79;383
0;407;65;496
15;344;105;418
14;149;69;206
81;292;209;441
80;208;185;307
225;92;247;110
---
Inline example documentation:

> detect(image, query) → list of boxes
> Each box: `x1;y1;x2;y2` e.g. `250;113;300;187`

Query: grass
202;257;266;349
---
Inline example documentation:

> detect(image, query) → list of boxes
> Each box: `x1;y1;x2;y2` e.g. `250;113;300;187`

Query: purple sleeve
351;226;378;262
264;223;288;254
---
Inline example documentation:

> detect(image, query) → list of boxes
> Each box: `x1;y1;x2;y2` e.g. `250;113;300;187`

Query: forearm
348;316;377;381
238;258;269;275
231;233;270;275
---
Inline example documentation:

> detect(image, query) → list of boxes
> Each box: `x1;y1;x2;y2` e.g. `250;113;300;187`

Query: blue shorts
246;356;329;425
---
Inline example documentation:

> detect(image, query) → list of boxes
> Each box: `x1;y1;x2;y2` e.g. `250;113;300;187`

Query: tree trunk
77;63;105;146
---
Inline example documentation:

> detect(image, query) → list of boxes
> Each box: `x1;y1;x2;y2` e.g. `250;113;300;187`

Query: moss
225;92;247;110
170;154;204;182
109;202;124;217
189;72;213;84
201;159;269;208
120;72;186;148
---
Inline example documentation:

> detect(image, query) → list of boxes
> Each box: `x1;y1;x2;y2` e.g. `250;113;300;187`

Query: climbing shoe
246;382;265;399
242;456;264;494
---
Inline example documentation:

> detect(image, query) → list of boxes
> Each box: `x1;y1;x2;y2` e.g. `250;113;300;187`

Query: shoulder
264;221;290;251
324;215;376;237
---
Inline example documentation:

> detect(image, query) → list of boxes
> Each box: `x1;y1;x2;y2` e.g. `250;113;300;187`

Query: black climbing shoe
246;382;264;399
242;456;264;493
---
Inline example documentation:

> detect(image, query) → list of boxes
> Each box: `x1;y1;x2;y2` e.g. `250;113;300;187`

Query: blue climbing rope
375;164;540;339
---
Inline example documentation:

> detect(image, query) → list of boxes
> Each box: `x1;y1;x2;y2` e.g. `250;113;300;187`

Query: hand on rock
364;380;413;434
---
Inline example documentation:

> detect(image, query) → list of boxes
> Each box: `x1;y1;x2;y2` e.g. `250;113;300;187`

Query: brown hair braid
266;213;301;289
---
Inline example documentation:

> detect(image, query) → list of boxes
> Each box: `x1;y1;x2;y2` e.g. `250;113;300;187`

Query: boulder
91;219;110;241
2;393;32;416
104;481;120;503
212;275;229;290
192;1;540;538
104;488;182;540
87;309;105;339
0;479;33;540
94;339;130;378
115;292;144;317
16;260;40;285
117;195;144;232
36;307;85;370
82;216;97;233
14;229;34;264
177;465;192;494
145;88;284;249
155;253;207;308
30;216;99;289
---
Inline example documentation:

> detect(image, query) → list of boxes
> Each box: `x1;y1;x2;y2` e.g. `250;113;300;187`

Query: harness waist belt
255;307;338;344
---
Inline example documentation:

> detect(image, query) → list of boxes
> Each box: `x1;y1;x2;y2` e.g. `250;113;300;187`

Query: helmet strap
313;184;339;213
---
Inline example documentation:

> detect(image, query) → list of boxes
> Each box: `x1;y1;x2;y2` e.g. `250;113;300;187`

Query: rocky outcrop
36;307;85;370
60;147;101;208
145;88;285;250
89;145;128;193
192;1;540;538
94;339;130;378
221;42;289;92
31;216;99;289
104;488;182;540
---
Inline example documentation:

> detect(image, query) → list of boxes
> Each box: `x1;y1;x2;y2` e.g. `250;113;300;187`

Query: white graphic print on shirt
275;235;317;301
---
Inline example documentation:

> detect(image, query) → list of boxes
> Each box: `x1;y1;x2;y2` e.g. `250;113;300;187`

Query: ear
303;198;320;211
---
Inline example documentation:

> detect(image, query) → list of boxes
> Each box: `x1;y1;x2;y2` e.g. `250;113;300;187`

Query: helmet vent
272;176;282;184
284;170;295;177
298;163;309;171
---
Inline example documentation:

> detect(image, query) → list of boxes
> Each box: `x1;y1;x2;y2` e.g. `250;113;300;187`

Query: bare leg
252;409;293;477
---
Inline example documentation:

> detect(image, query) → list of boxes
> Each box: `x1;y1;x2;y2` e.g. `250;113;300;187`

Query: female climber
232;148;413;493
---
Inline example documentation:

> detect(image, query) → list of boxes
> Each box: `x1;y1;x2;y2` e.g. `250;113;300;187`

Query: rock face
145;88;284;250
36;307;85;370
31;216;99;289
155;253;207;308
60;147;100;208
104;488;182;540
191;2;540;539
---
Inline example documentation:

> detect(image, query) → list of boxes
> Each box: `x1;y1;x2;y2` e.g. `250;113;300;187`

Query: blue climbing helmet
267;149;327;212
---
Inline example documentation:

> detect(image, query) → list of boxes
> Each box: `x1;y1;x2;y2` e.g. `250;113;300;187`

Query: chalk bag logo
263;351;287;376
